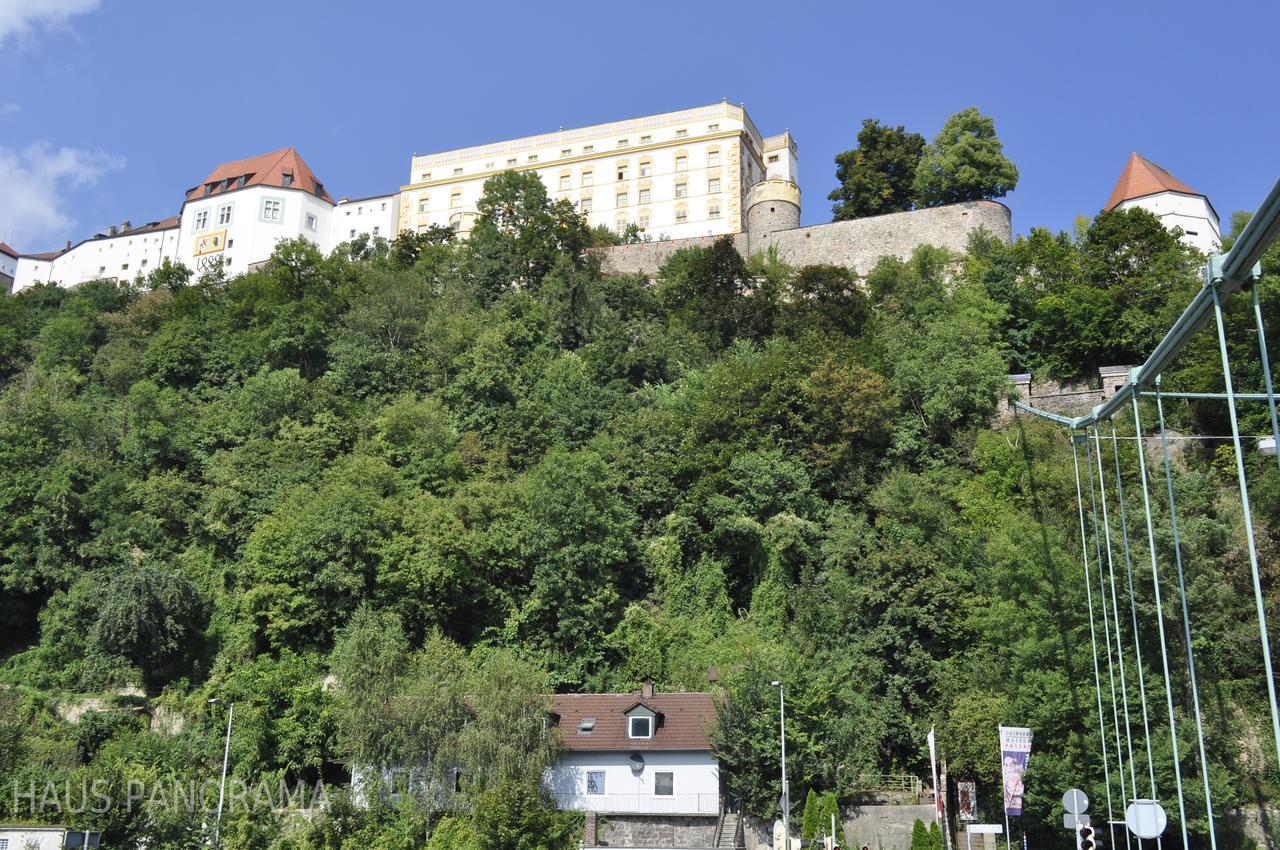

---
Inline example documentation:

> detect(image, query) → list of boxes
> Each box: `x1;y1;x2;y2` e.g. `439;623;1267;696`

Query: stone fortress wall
596;200;1012;276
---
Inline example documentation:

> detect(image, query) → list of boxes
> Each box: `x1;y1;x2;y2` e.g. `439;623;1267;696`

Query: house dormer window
629;716;653;738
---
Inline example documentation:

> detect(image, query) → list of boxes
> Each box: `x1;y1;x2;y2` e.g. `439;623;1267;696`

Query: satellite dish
629;753;645;773
1125;799;1167;839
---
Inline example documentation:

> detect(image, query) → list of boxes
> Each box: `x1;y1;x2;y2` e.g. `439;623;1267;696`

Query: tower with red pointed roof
1104;153;1220;253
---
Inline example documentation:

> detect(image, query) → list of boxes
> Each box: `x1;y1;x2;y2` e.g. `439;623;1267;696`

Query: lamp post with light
771;681;789;848
208;698;234;848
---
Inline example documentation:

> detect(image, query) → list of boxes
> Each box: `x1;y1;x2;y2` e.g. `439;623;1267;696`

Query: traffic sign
1125;800;1167;839
1063;788;1089;815
1064;814;1091;830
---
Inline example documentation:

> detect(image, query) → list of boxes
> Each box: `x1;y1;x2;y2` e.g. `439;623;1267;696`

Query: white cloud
0;0;101;45
0;142;124;248
0;103;19;116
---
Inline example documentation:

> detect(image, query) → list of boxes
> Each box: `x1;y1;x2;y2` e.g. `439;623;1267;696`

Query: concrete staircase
716;810;742;849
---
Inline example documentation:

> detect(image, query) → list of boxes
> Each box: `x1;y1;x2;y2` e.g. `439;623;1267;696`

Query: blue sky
1;0;1276;251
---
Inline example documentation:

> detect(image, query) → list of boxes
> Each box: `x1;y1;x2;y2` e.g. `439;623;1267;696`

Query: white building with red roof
11;147;398;291
1104;152;1220;253
545;682;721;818
0;243;18;292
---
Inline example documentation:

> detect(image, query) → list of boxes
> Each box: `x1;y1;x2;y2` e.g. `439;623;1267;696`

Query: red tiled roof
185;147;333;204
1104;153;1203;211
0;242;18;259
551;692;718;752
21;250;66;261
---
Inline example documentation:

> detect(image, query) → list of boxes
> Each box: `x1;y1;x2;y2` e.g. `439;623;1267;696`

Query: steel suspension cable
1154;380;1218;849
1253;285;1280;474
1210;284;1280;772
1109;425;1162;814
1073;434;1119;850
1086;429;1133;850
1093;429;1142;812
1129;393;1190;849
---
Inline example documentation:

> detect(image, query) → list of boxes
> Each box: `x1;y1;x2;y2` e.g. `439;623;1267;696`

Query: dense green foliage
0;170;1277;850
829;120;925;220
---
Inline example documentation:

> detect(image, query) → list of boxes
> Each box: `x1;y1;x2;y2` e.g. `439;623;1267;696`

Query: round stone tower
746;179;802;237
747;130;801;241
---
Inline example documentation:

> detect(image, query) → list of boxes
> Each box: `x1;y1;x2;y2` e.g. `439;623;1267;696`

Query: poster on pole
998;726;1033;817
957;781;977;821
927;727;942;822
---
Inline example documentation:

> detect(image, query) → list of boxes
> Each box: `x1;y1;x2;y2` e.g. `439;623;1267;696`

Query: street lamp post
771;681;789;848
209;698;235;848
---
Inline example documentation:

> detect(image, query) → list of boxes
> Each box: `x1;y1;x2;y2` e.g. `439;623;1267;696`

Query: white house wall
544;750;719;815
1117;192;1220;253
0;827;67;850
331;195;400;246
13;228;178;292
176;186;334;278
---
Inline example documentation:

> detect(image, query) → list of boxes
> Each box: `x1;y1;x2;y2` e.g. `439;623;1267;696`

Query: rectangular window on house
674;183;687;198
638;188;651;204
583;145;594;153
507;158;517;167
373;226;380;235
768;155;780;164
560;175;571;190
261;199;282;222
617;165;628;181
629;716;653;738
708;151;721;167
617;138;629;148
527;154;538;163
638;213;649;228
708;178;721;193
350;229;356;238
639;160;651;177
616;191;628;207
655;772;674;796
121;262;129;270
419;198;429;213
675;128;687;138
305;213;317;231
282;173;294;187
452;167;463;176
709;204;721;218
708;123;719;132
420;172;430;181
580;198;593;213
450;192;462;208
193;210;210;231
675;208;688;223
640;134;652;143
217;204;232;226
675;155;687;171
582;171;594;187
586;771;605;795
561;148;572;157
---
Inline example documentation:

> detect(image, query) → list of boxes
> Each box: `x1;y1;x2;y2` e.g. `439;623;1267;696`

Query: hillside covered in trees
0;171;1277;850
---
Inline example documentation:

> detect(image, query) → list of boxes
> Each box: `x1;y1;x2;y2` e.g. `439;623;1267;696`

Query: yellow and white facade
398;102;799;240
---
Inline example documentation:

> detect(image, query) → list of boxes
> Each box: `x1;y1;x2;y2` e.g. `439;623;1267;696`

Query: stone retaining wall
592;814;718;848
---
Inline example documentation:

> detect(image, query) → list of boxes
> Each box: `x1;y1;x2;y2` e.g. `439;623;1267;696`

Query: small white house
545;684;721;816
0;826;99;850
1104;152;1221;254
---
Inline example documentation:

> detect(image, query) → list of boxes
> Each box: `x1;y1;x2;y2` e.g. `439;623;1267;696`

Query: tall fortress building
399;101;799;241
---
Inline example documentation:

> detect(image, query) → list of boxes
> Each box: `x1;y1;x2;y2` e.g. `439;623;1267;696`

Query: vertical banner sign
928;727;942;822
998;726;1033;816
957;781;977;821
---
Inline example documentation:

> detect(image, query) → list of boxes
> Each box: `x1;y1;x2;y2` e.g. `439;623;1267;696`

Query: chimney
642;679;654;700
65;240;71;251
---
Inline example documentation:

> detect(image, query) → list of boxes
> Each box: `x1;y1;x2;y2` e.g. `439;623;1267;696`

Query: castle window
708;150;721;167
560;174;571;190
420;172;431;181
305;213;317;231
583;145;594;153
617;138;629;148
674;182;687;199
638;212;650;229
580;197;593;214
768;155;780;164
675;128;687;138
527;154;538;163
261;198;282;222
561;148;572;157
282;172;294;188
507;158;517;167
616;191;628;207
350;229;356;238
675;155;688;171
708;123;719;132
639;160;652;178
217;204;232;226
193;210;210;231
675;208;688;223
582;170;594;187
453;167;463;176
638;188;651;204
419;197;429;213
708;178;721;193
708;203;721;218
450;192;462;208
617;164;629;181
